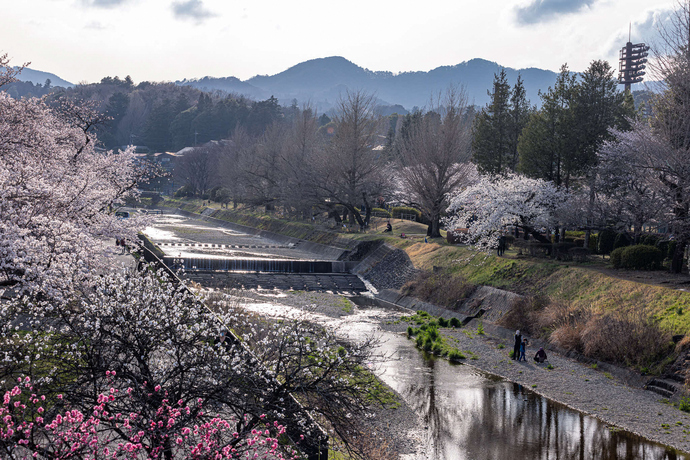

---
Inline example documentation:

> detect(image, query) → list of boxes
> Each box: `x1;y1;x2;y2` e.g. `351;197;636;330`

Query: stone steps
645;378;680;399
184;272;367;292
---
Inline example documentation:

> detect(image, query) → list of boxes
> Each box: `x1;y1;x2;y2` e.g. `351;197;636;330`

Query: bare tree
242;122;286;210
395;86;475;237
282;106;322;218
636;0;690;272
175;144;218;196
313;90;387;227
217;127;253;208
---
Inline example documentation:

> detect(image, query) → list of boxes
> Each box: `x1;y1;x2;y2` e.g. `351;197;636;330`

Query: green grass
402;242;690;337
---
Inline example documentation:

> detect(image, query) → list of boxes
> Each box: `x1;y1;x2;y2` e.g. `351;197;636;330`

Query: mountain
177;76;266;100
183;56;561;112
14;67;74;88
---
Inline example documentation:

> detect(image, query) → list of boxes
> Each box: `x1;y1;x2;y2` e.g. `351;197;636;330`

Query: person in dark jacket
513;330;522;360
534;347;548;363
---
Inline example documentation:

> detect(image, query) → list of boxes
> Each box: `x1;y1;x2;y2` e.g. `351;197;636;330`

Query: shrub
448;349;465;361
573;238;585;247
498;296;549;337
680;397;690;413
438;317;449;327
431;342;443;355
613;232;632;250
449;317;461;328
390;206;421;221
669;240;677;261
579;308;673;367
174;184;195;198
656;240;671;259
406;326;414;338
620;245;663;270
588;233;598;253
640;234;660;247
610;247;625;268
597;229;617;255
371;207;391;218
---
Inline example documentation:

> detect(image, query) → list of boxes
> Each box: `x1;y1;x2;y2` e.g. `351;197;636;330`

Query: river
145;212;689;460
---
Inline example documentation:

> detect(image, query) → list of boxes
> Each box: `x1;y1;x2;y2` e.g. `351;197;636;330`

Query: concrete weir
149;210;366;292
163;256;355;274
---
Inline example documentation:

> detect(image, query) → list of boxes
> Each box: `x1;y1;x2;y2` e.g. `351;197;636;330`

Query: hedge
371;207;391;218
391;206;421;221
598;229;617;255
611;245;663;270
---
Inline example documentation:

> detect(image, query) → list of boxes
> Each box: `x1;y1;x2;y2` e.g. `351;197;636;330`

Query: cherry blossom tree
0;376;296;460
0;90;146;297
445;174;568;250
596;123;671;242
0;267;387;459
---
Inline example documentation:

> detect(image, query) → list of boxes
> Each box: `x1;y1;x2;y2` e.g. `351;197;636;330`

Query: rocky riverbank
236;289;690;459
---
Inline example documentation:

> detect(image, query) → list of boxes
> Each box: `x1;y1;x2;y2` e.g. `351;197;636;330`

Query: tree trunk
328;207;342;224
362;192;372;227
670;240;687;273
429;214;442;238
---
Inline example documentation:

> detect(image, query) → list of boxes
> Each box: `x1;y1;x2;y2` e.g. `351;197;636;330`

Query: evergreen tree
507;75;532;171
144;98;176;151
571;60;632;173
519;64;578;188
471;68;511;175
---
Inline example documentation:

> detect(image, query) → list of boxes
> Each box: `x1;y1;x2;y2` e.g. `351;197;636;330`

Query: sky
2;0;677;85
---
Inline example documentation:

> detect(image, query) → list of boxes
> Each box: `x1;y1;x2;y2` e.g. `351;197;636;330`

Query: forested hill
179;56;561;111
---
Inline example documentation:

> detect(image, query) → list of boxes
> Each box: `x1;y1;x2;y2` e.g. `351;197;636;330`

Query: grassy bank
401;242;690;336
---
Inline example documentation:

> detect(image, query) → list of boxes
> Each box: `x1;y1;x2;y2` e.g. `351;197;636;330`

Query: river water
239;298;687;460
145;213;688;460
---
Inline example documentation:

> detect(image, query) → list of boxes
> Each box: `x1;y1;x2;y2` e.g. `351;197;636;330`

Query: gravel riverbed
234;289;690;459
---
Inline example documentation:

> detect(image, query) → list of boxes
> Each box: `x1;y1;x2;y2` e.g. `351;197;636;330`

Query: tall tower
618;28;649;92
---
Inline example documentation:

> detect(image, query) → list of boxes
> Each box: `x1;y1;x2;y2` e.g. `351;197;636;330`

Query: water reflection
381;336;687;460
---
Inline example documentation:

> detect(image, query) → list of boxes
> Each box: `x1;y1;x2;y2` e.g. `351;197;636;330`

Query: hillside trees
395;87;476;237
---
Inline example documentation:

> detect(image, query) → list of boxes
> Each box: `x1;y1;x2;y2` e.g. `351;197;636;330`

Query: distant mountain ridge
14;67;74;88
178;56;561;111
15;57;562;111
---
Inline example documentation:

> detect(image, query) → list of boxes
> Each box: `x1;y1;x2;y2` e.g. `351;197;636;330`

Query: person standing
519;338;528;362
513;330;522;360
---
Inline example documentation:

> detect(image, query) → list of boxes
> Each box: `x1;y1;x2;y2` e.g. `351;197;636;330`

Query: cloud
81;0;129;8
603;8;674;59
84;20;107;30
171;0;217;23
514;0;598;25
